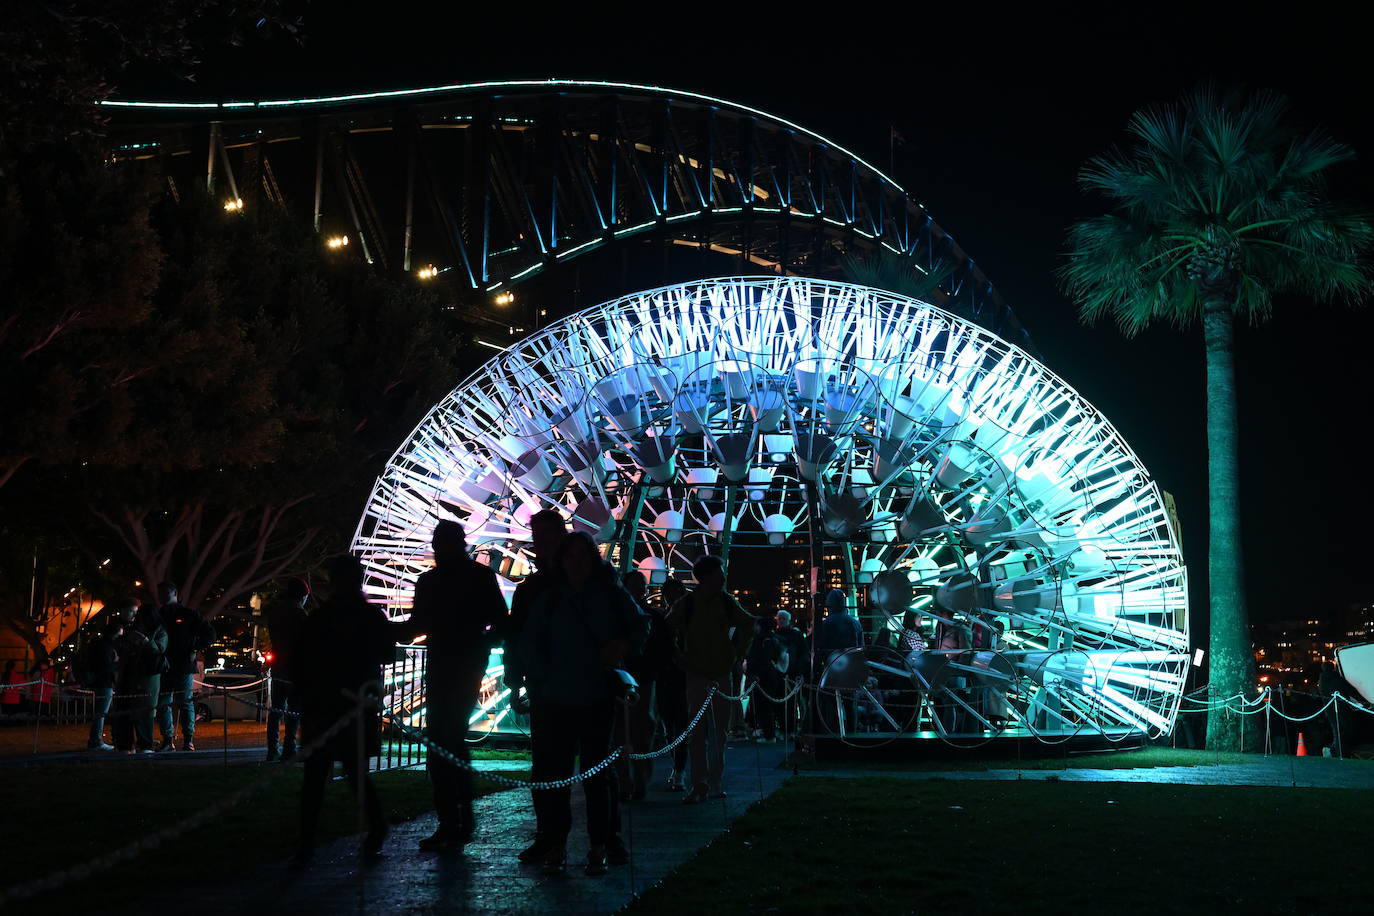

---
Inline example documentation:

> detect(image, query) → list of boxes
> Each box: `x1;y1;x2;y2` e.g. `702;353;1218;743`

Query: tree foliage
1059;85;1373;333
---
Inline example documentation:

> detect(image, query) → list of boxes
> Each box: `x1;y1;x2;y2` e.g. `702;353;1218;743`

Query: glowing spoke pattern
353;277;1188;743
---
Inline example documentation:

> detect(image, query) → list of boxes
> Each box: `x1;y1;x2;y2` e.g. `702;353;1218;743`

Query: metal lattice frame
103;80;1032;351
352;277;1188;742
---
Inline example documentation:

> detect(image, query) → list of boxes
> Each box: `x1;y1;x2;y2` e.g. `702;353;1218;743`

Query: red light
264;652;275;663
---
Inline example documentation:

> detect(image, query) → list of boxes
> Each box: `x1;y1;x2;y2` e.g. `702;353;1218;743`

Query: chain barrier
193;677;269;692
0;698;364;907
627;685;716;760
382;714;622;791
380;683;720;782
749;677;804;705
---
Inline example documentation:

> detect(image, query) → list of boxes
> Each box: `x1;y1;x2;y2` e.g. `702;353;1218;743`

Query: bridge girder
104;80;1033;351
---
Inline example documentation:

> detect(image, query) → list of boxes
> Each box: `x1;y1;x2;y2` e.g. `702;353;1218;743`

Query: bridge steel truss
104;80;1034;350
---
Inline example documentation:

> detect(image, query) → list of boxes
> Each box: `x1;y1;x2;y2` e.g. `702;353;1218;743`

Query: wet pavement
126;742;792;915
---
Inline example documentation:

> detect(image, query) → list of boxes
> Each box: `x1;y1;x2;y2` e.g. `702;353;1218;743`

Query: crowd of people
283;511;824;874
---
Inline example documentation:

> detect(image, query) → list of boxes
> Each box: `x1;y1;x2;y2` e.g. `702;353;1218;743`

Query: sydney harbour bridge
106;82;1187;750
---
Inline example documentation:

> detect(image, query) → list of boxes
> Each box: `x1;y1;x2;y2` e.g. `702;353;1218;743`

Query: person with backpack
657;577;691;791
156;582;215;752
669;555;754;803
83;607;125;750
113;601;167;753
744;615;787;741
513;532;649;876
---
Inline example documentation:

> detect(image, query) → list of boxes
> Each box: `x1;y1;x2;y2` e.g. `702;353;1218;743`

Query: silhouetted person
620;570;672;799
514;532;649;875
814;589;862;672
293;555;395;865
156;582;214;752
85;608;124;750
657;578;691;790
670;555;754;803
118;601;166;753
400;520;506;851
745;615;786;741
504;509;569;865
265;578;310;761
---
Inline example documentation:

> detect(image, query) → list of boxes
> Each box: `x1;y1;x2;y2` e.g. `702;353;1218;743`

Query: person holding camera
513;531;648;876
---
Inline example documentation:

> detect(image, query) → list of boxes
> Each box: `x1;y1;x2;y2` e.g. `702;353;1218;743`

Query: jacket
161;603;216;677
402;558;506;683
516;567;649;706
669;591;755;680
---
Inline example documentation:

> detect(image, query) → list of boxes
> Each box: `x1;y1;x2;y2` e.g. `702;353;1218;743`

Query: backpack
771;639;790;675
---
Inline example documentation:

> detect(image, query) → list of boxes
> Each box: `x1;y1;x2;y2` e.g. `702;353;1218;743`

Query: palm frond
1062;84;1374;335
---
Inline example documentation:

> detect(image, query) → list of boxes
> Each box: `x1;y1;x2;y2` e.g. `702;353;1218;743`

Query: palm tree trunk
1202;302;1252;750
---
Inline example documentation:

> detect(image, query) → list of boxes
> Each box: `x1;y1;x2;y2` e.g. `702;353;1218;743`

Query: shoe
584;846;608;877
540;845;567;875
362;824;389;857
518;839;555;864
182;741;195;752
88;742;115;751
682;788;708;805
666;770;685;792
418;829;464;852
606;837;629;866
266;747;279;762
708;790;728;800
155;739;173;752
282;743;298;760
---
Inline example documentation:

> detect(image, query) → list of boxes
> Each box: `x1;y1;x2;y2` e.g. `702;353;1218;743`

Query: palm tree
1059;86;1372;750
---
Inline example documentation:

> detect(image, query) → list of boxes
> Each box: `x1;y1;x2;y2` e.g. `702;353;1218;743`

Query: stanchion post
221;685;229;767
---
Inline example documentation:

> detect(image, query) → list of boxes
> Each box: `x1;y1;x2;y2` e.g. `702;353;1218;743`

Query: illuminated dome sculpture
353;277;1189;744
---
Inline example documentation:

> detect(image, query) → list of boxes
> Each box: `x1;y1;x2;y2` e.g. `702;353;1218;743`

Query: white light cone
636;438;677;484
685;467;718;500
605;393;644;433
715;432;753;482
793;357;830;401
964;513;1010;547
824;389;866;435
513;449;554;492
719;361;754;400
564;444;607;489
899;498;946;540
873;439;914;483
652;509;685;543
763;434;793;463
869;520;896;543
551;401;592;444
995;577;1041;613
708;511;738;540
763;514;794;546
637;555;669;585
674;388;712;434
934;443;979;489
747;388;786;432
794;433;837;482
745;467;773;501
571;498;616;541
857;556;884;584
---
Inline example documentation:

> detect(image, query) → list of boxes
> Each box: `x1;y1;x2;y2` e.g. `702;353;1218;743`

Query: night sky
116;5;1373;634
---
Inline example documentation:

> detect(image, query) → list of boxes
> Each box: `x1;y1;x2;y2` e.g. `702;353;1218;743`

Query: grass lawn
792;745;1374;772
629;776;1374;914
1;759;526;908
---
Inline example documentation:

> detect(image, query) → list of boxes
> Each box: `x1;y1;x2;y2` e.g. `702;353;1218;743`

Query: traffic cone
1296;732;1308;757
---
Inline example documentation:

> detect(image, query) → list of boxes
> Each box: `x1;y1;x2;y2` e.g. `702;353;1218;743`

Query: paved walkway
801;756;1374;790
128;743;791;915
